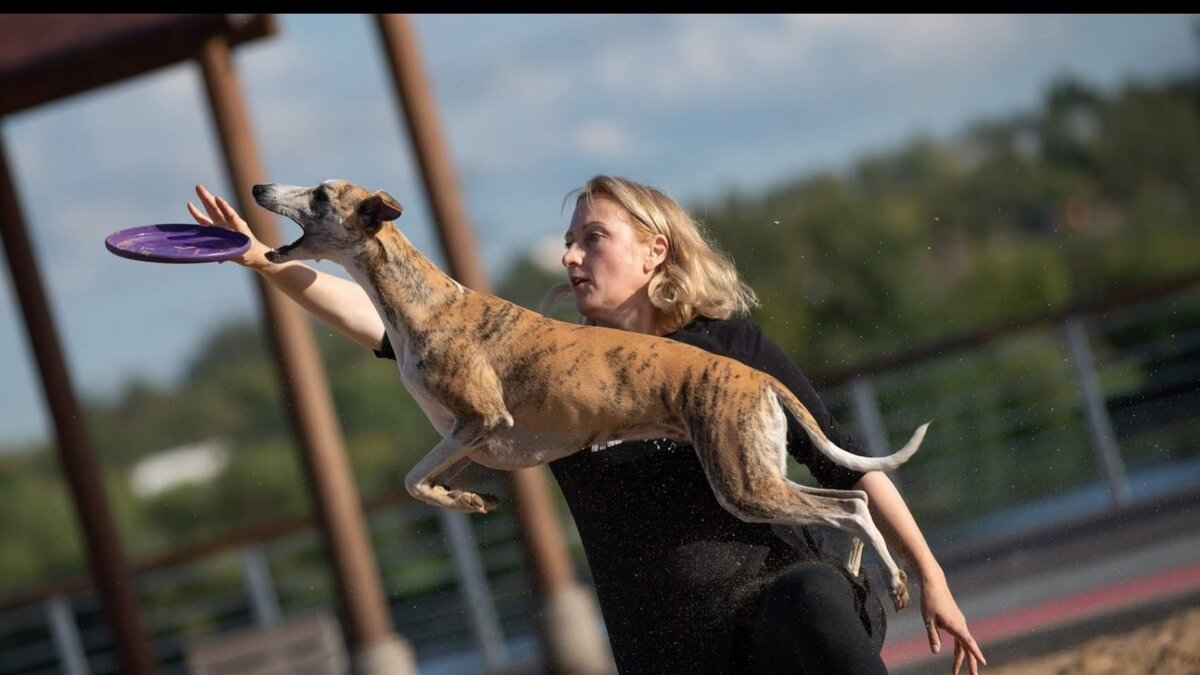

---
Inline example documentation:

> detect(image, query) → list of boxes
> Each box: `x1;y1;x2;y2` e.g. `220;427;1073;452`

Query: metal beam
374;14;615;673
0;14;276;116
0;130;157;674
195;34;416;675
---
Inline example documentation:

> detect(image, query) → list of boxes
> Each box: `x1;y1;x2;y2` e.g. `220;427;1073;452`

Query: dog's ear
359;190;404;234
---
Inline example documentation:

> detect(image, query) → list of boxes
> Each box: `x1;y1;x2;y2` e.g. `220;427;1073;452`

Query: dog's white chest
396;343;454;436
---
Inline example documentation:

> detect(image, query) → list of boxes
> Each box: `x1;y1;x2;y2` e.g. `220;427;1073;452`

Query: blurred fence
817;271;1200;544
1;272;1199;674
0;473;554;675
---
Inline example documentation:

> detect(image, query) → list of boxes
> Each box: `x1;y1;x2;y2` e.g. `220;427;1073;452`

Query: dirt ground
988;607;1200;674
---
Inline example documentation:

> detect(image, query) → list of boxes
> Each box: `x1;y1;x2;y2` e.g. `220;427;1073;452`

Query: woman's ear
645;234;668;273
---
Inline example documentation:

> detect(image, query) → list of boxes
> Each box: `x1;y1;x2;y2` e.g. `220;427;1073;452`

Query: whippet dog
254;179;928;610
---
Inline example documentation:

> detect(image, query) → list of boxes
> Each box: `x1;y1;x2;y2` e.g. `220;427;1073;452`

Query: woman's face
562;195;662;329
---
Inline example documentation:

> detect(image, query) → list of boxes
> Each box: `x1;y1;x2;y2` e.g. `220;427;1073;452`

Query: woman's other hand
922;577;986;675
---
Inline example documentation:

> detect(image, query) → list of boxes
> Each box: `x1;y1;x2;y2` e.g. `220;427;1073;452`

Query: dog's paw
891;570;909;612
477;492;500;512
448;490;499;514
413;483;453;509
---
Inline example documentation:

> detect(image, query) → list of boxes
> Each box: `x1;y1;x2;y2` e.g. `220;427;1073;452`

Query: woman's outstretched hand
922;577;986;675
186;184;271;267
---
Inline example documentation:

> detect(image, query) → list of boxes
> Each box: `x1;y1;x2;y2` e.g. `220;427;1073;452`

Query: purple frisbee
105;224;250;264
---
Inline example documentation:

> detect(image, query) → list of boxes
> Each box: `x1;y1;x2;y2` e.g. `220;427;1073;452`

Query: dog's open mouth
265;235;305;263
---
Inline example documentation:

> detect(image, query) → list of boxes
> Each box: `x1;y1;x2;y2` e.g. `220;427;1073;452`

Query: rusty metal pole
0;132;158;674
195;36;416;675
373;14;615;674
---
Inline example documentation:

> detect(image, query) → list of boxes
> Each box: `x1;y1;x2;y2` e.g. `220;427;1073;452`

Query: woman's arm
857;471;986;674
188;184;386;350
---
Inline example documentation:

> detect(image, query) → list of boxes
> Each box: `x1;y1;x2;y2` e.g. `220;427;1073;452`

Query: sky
0;14;1196;448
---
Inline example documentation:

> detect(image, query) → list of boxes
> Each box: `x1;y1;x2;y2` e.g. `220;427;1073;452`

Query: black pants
732;563;889;674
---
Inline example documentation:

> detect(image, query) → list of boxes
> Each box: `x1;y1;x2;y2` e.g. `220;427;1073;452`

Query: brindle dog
254;179;929;610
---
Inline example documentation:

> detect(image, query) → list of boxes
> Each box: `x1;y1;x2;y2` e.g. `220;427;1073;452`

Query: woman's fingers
186;202;213;226
965;634;986;666
932;612;986;673
188;184;266;268
192;185;252;236
921;585;985;672
956;645;980;675
215;197;256;240
947;622;986;666
216;196;239;223
195;184;223;224
950;632;984;674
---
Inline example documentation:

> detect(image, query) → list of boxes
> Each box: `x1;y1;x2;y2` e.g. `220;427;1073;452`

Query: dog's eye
312;190;329;204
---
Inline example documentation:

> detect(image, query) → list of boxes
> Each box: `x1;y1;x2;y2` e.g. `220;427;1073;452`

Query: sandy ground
987;607;1200;674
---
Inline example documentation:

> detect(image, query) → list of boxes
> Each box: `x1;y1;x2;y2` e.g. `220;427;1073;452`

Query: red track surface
882;560;1200;667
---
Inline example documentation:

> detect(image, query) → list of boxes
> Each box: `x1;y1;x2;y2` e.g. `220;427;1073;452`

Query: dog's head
252;180;403;264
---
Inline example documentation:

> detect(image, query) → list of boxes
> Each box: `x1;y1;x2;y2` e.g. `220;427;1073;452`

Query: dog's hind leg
847;537;865;577
695;388;910;611
726;475;909;610
794;483;908;611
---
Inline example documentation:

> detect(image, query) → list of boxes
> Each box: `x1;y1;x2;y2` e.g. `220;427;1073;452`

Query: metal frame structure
0;13;605;675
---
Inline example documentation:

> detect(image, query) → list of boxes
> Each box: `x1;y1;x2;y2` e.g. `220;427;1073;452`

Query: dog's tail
768;381;928;473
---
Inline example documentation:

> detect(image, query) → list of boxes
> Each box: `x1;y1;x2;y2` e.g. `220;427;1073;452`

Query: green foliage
0;471;85;583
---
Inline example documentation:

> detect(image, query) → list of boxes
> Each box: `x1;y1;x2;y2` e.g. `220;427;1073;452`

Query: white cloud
498;15;1024;109
414;15;1029;180
487;59;574;108
35;199;146;297
574;119;639;161
238;36;336;150
396;16;1036;259
796;14;1022;74
589;16;769;103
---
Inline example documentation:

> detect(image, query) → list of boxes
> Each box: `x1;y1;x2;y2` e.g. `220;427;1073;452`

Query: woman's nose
562;244;581;268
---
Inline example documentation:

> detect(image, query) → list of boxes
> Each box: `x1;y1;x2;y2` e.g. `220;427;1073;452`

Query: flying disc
105;224;250;264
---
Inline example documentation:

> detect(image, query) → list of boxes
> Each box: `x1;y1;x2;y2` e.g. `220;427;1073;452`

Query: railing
0;475;555;675
1;270;1198;674
817;271;1200;543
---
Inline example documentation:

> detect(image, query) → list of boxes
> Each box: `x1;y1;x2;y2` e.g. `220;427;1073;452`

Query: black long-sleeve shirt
377;315;885;672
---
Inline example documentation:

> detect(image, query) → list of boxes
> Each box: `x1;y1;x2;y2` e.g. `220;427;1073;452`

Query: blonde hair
543;175;758;334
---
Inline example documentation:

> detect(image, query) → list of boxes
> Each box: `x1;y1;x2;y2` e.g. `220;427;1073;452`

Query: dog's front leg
405;412;514;514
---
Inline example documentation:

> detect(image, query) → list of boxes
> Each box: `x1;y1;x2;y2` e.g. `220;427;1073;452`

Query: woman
187;178;984;674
